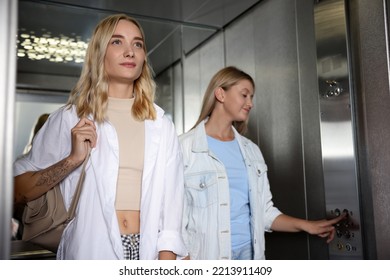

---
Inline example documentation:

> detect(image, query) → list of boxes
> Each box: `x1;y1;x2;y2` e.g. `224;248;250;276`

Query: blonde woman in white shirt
14;14;187;260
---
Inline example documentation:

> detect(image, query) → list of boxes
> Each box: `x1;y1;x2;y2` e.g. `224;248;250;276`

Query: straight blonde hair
67;14;156;123
192;66;255;134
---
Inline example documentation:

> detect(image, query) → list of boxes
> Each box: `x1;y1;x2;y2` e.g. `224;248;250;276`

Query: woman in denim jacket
179;66;344;260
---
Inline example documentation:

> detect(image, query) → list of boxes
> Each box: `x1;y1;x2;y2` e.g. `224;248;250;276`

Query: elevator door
314;0;363;259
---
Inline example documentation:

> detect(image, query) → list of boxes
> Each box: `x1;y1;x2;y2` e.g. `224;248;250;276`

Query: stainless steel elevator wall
314;0;363;259
175;0;330;259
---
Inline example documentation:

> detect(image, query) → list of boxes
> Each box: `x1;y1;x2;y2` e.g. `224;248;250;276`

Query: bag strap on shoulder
67;147;91;220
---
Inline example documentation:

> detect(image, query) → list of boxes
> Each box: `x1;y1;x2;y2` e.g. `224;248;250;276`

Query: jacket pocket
254;161;268;177
249;161;268;194
184;172;218;208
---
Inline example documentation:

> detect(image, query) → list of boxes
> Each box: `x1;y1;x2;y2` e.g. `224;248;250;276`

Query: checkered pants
121;233;140;260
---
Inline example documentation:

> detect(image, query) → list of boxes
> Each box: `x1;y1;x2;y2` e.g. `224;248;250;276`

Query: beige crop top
107;96;144;211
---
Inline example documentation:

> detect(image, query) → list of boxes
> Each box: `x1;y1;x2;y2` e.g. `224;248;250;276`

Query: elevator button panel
328;208;362;258
315;0;364;259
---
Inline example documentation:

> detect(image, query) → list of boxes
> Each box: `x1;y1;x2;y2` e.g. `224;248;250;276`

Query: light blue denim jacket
179;120;282;260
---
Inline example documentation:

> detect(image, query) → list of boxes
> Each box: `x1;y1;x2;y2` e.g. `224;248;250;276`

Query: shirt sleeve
13;106;73;176
156;117;188;258
250;141;283;232
263;174;283;232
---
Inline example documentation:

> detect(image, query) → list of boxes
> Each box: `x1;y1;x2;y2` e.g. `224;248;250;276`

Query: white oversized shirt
14;105;187;259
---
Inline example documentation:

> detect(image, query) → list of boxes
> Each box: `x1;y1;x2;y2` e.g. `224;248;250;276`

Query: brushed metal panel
314;0;363;259
225;11;258;143
183;50;201;132
182;33;224;133
253;0;305;212
199;33;225;96
349;0;390;259
173;63;184;134
0;0;17;260
182;0;260;27
252;0;309;260
295;0;329;260
155;68;174;120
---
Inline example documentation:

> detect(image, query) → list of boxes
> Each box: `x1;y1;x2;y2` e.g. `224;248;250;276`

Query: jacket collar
192;119;246;152
154;103;165;119
192;120;209;153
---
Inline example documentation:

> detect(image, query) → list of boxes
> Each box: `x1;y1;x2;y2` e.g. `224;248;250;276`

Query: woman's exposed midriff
116;210;140;234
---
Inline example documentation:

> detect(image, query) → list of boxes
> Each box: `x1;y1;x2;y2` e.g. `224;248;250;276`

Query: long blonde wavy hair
192;66;255;135
67;14;156;123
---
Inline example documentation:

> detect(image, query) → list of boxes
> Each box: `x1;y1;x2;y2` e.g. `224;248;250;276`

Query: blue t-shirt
207;136;251;250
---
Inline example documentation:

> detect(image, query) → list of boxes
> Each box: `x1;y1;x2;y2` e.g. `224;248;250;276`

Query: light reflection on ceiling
17;29;88;63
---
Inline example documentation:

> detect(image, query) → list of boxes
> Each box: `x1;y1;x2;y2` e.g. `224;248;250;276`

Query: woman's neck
108;82;134;99
205;114;234;141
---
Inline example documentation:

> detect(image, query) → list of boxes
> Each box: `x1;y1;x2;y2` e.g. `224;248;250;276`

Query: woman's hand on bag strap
14;118;96;205
69;117;97;165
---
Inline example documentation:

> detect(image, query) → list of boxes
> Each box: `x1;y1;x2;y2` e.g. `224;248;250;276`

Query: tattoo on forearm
35;158;78;188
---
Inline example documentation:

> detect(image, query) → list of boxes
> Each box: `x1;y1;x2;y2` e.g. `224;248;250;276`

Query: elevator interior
1;0;390;260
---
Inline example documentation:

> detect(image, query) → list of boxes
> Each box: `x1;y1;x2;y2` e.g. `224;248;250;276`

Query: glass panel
14;93;67;161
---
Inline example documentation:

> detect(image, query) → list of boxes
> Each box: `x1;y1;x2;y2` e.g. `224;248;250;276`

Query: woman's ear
214;87;225;102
